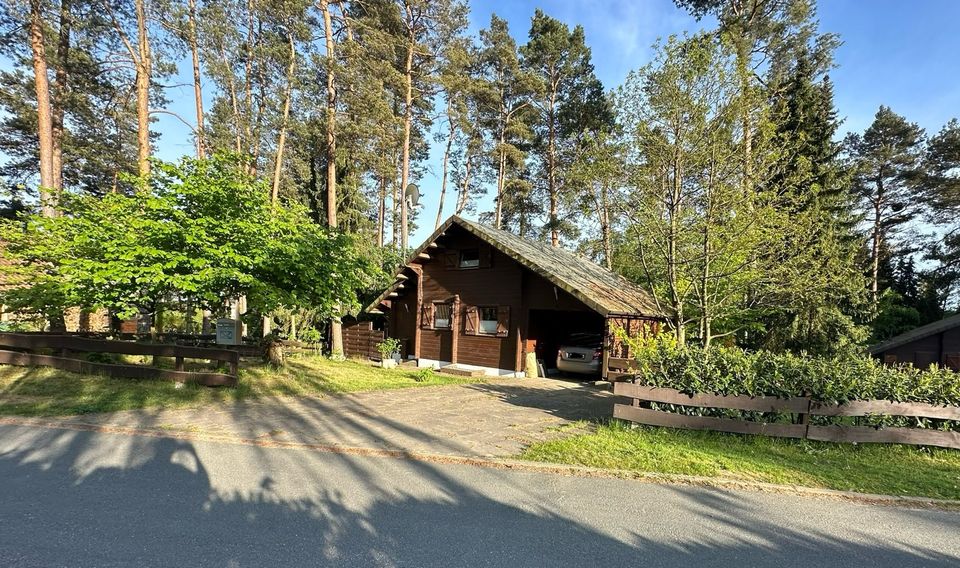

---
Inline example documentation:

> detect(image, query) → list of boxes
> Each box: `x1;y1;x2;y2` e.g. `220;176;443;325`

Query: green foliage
0;155;381;320
376;337;402;360
299;328;322;345
622;333;960;410
413;367;434;382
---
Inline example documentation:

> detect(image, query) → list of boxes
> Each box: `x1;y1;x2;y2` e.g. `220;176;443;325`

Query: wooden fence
613;382;960;450
343;321;385;360
605;357;639;382
0;333;239;387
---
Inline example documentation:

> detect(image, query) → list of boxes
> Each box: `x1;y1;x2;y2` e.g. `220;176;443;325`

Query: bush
376;338;402;361
621;334;960;431
624;334;960;406
413;368;434;382
300;328;322;345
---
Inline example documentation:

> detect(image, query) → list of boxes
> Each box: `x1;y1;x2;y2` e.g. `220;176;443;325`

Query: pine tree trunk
456;152;472;215
600;181;612;270
399;10;414;251
870;181;883;306
271;31;296;205
377;176;386;247
321;0;343;359
51;0;71;196
669;152;685;346
547;91;558;247
244;0;255;159
134;0;151;177
495;130;506;229
188;0;204;158
29;0;55;216
436;102;455;229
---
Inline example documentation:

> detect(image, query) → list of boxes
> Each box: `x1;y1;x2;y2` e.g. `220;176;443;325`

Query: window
479;307;498;335
465;305;509;337
433;303;452;329
459;248;480;268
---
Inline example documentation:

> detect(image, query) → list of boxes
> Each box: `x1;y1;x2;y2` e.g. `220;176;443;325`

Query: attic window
459;248;480;268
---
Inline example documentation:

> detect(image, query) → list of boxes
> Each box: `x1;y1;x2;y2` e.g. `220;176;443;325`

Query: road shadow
1;422;958;567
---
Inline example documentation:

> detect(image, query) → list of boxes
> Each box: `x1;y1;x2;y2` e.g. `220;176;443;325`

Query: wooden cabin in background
870;314;960;370
364;216;666;378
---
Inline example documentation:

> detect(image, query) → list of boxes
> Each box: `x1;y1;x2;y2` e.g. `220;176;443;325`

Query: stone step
436;364;487;378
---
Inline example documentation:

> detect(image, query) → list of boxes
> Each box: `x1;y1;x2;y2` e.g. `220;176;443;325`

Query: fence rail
613;382;960;450
0;333;238;387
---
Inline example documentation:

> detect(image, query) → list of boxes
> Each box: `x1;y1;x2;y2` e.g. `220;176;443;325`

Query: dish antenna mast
401;183;421;251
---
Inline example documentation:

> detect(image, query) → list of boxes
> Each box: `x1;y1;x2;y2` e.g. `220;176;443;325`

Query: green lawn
520;421;960;501
0;355;482;417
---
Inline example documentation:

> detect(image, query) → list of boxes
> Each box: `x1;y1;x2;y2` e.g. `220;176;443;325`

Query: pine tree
521;10;609;246
475;14;535;230
845;106;926;306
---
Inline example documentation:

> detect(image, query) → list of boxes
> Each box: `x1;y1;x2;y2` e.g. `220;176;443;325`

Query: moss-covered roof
367;215;666;318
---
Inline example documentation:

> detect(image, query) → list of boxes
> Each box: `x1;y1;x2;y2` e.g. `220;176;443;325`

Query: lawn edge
2;414;958;511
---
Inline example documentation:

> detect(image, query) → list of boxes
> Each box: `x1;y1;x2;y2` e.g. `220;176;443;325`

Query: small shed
869;314;960;370
365;216;666;378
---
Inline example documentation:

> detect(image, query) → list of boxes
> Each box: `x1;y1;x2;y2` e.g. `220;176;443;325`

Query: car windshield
565;333;601;347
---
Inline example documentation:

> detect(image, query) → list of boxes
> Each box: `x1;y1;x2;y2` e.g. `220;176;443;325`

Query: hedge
622;335;960;430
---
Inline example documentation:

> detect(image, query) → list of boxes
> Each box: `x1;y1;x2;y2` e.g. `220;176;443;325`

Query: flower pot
381;358;397;369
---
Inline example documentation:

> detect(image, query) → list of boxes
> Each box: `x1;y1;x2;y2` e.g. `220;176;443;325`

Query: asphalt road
1;424;958;568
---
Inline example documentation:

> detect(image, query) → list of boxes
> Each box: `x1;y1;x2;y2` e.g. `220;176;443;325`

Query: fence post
175;356;184;372
799;393;811;439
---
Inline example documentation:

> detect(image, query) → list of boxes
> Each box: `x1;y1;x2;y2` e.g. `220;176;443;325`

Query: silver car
556;333;603;376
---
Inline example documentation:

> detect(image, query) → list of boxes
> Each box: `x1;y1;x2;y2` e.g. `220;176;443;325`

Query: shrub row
624;334;960;407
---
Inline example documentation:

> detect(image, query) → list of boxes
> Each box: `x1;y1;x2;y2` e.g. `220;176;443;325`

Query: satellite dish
404;183;421;208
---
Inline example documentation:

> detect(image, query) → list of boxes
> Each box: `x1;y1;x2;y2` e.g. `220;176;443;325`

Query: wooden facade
870;314;960;370
369;217;666;377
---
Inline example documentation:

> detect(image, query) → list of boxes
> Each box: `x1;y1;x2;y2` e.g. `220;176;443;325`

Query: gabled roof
366;215;666;318
869;313;960;355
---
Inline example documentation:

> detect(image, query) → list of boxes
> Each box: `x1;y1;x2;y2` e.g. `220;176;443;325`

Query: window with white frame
478;306;498;335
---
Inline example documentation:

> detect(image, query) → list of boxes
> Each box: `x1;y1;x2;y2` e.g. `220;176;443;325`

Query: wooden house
869;314;960;370
365;216;666;378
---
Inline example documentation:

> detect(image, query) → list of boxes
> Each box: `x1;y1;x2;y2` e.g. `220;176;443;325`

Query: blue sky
149;0;960;245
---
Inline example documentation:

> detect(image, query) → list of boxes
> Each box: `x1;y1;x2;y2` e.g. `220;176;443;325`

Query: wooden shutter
442;251;458;269
420;303;434;330
495;306;510;337
946;353;960;371
464;306;478;335
479;246;492;268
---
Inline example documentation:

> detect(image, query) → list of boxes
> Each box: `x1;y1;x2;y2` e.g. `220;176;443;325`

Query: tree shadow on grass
1;422;958;567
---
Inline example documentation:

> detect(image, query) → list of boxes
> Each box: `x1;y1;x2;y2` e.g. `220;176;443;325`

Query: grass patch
0;356;482;417
519;421;960;500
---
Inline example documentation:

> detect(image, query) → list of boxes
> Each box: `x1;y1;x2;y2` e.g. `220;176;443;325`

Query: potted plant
377;338;402;368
